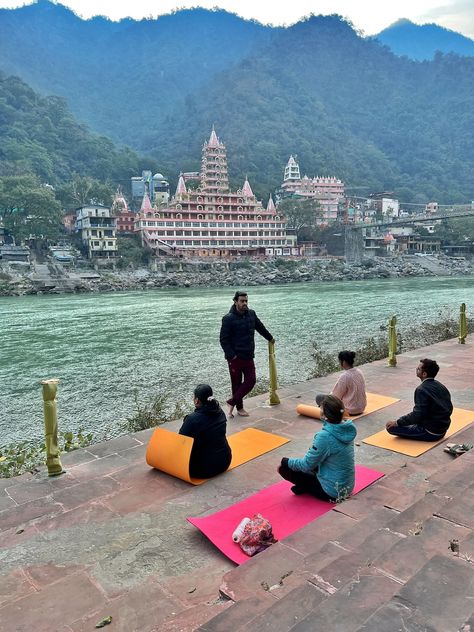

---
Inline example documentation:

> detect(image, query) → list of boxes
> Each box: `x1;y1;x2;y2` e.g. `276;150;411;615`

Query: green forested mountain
154;16;474;204
376;19;474;61
0;3;473;204
0;1;272;149
0;72;155;187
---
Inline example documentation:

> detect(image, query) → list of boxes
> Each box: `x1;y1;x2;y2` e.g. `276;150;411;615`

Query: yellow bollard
459;303;467;344
268;340;280;405
41;379;64;476
388;316;397;367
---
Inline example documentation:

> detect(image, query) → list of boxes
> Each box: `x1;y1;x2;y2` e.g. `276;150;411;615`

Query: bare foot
237;408;249;417
227;404;235;418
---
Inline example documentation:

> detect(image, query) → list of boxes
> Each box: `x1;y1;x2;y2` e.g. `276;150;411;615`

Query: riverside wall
1;254;474;296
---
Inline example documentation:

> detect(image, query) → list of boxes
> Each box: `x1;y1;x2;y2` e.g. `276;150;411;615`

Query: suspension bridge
344;204;474;262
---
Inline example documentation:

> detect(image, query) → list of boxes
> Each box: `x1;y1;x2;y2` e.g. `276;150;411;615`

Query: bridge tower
344;226;364;263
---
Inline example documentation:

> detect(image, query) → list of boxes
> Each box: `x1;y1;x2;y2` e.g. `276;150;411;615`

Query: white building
280;156;345;223
75;205;118;258
381;198;399;218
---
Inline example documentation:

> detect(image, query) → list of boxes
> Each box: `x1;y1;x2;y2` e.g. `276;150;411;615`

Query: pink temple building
135;128;298;257
281;155;345;223
112;189;136;233
62;211;76;233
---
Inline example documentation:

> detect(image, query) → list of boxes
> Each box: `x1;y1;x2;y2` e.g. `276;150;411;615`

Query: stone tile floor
1;338;473;631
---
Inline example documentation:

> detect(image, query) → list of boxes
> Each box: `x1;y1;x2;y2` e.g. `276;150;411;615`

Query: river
1;276;474;445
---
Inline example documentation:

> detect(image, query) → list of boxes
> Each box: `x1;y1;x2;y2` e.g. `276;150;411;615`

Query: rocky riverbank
1;254;474;296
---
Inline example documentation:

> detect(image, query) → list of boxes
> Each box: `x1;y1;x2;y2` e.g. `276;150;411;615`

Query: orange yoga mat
146;427;290;485
296;392;400;420
362;407;474;457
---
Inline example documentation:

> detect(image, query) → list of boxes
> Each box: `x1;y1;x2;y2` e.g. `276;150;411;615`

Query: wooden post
41;379;64;476
268;341;280;405
388;316;397;367
459;303;467;344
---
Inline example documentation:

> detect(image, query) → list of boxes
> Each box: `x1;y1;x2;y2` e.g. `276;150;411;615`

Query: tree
55;175;114;208
277;197;322;240
433;218;474;244
311;223;345;256
0;73;143;188
0;175;62;243
116;234;151;267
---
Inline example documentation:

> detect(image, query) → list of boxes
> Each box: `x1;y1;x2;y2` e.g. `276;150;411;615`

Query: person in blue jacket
278;394;357;501
179;384;232;479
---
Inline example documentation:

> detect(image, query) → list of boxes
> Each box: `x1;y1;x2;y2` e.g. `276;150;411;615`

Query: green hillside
0;4;472;203
153;16;474;203
0;72;154;187
376;19;474;61
0;2;272;150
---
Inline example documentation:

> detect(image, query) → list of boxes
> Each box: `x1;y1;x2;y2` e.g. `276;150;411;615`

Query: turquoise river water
1;276;474;445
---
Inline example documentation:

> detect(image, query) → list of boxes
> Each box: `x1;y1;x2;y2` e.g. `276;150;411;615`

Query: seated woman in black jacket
179;384;232;479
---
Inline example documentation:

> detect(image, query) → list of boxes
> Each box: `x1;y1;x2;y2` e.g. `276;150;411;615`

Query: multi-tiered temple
281;155;345;223
135;128;298;257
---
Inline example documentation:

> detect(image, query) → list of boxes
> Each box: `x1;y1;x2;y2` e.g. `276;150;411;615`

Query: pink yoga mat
188;465;384;564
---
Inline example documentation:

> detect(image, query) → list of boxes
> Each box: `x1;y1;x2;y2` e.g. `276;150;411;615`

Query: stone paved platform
1;338;473;631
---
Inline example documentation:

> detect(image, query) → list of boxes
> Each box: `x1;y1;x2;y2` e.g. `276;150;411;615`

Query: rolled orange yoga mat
296;404;322;419
296;392;400;420
146;426;290;485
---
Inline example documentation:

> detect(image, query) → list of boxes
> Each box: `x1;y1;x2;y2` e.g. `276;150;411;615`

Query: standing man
385;358;453;441
220;291;274;418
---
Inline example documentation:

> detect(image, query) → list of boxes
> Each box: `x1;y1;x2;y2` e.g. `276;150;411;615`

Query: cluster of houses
68;129;306;260
2;128;467;263
64;128;450;261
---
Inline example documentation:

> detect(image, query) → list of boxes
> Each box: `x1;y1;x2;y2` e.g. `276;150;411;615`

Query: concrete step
290;569;401;632
356;554;474;632
253;466;473;631
200;450;474;631
284;456;474;631
217;504;400;600
292;497;472;631
218;450;474;599
199;505;401;631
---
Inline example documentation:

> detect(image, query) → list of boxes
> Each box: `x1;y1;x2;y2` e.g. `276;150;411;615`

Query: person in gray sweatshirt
278;395;357;501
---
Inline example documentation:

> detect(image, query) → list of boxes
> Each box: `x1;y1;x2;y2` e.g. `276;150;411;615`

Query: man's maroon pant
226;357;256;411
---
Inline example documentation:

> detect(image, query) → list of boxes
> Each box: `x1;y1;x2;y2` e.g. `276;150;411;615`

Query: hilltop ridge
376;18;474;60
0;4;473;202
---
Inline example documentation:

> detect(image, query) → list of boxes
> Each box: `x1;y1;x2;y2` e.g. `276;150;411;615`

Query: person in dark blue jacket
219;291;274;418
278;395;357;501
386;358;453;441
179;384;232;479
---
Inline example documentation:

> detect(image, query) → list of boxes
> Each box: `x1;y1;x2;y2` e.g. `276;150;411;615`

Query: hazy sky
1;0;473;37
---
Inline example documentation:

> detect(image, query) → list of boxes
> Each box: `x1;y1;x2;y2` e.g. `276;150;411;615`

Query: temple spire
175;173;187;196
242;177;254;198
111;187;128;214
200;127;229;193
208;125;219;148
140;190;153;212
284;155;301;182
266;194;276;213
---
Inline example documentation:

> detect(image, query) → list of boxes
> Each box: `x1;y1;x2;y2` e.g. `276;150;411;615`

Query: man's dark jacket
219;305;273;360
397;378;453;435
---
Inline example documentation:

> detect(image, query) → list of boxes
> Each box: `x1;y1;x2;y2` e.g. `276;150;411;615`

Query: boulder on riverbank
1;254;473;297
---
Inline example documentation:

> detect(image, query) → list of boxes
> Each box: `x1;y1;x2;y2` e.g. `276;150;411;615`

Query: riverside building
112;190;136;234
135;128;298;257
280;155;345;223
131;171;170;209
75;205;118;258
